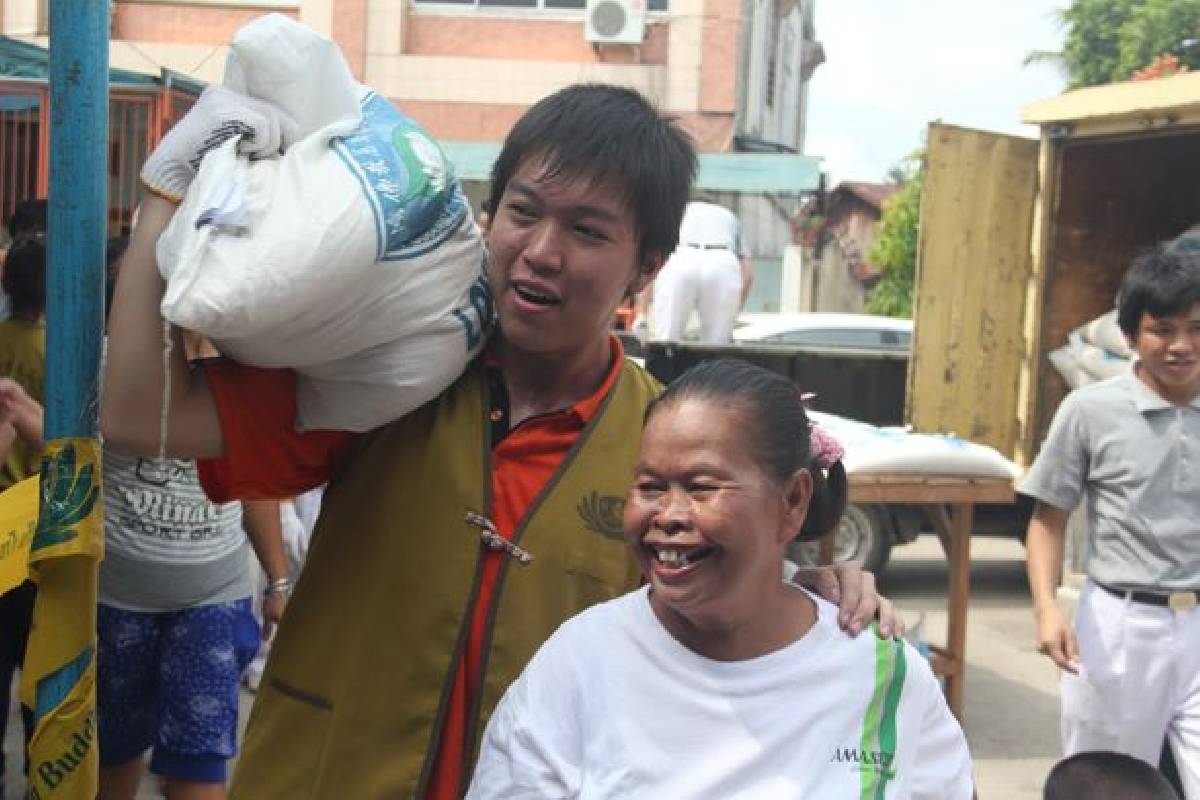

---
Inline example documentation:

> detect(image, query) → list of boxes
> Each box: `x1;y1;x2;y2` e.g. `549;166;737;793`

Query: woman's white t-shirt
468;585;972;800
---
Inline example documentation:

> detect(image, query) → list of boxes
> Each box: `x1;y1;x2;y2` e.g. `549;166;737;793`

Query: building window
414;0;667;11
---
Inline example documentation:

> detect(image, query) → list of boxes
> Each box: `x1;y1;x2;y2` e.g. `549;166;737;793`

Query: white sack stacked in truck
157;14;491;432
1049;310;1130;389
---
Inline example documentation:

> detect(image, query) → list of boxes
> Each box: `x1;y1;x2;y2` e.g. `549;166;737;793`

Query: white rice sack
1074;310;1131;359
1076;341;1129;383
1049;342;1088;389
1049;330;1129;388
808;411;1019;480
157;15;490;432
222;14;361;148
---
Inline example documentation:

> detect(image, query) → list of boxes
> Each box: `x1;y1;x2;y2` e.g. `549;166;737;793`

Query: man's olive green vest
230;360;658;799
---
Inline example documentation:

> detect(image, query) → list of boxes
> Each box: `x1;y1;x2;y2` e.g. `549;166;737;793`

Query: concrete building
1;0;824;307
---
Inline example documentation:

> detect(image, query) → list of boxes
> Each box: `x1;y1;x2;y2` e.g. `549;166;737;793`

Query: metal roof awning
0;36;204;94
0;92;39;109
440;141;823;194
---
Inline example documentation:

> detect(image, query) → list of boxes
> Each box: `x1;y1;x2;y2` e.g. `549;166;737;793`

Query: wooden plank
847;475;1014;487
928;645;960;678
847;476;1014;504
907;123;1039;461
1015;129;1058;469
942;502;974;718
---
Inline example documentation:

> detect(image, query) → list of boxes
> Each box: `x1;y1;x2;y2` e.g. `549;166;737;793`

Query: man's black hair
486;84;696;264
7;199;47;241
1044;751;1179;800
1116;246;1200;339
2;237;46;319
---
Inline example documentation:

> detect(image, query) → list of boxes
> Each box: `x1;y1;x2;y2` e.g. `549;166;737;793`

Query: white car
732;312;912;352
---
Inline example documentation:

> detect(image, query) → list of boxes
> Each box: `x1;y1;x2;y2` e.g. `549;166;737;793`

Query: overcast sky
805;1;1068;184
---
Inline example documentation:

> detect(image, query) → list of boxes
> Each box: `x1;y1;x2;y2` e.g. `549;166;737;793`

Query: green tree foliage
1050;0;1200;88
866;152;924;319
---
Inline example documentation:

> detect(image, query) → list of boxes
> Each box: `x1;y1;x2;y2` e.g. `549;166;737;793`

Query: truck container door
907;123;1038;461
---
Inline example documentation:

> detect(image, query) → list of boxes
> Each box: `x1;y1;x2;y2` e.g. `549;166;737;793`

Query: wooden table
825;474;1016;720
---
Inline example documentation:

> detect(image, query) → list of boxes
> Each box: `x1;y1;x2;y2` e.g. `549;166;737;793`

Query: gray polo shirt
1021;370;1200;592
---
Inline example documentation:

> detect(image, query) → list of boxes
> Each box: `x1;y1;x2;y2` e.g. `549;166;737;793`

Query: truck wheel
787;503;891;575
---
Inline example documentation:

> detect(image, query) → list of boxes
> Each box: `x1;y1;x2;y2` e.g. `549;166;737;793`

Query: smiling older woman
466;359;973;799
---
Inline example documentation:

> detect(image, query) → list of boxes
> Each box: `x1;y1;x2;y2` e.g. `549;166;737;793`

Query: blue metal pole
46;0;109;439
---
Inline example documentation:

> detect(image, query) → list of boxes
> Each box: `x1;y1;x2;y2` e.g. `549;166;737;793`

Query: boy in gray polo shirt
1022;247;1200;798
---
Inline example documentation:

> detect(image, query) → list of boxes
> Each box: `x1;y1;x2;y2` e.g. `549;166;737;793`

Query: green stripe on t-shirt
873;640;907;799
859;629;894;800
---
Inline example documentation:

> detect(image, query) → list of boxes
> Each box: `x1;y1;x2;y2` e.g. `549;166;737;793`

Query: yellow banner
29;439;103;564
22;558;98;800
0;475;38;593
18;438;103;800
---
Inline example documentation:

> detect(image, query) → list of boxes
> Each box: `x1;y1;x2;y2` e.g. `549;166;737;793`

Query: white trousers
650;246;743;343
1061;580;1200;798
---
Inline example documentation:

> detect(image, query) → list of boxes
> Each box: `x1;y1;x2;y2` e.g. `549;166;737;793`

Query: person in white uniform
467;359;973;799
650;199;753;343
1023;246;1200;798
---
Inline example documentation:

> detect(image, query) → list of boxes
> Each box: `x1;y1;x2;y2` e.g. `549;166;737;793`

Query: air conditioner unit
585;0;647;45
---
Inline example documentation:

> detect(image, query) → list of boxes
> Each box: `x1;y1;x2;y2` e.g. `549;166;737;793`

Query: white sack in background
1075;340;1128;383
1051;343;1089;393
807;411;1019;480
1074;310;1131;359
1049;342;1089;391
157;14;490;432
1049;312;1132;390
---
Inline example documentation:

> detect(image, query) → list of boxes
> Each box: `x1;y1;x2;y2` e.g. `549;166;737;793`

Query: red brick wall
332;0;368;77
405;16;668;64
397;99;529;141
112;2;297;45
699;0;738;114
678;110;735;152
400;99;732;152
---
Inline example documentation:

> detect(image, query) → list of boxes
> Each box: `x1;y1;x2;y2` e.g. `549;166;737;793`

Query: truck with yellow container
909;71;1200;572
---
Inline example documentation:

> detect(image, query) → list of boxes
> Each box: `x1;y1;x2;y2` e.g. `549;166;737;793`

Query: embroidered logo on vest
576;492;625;541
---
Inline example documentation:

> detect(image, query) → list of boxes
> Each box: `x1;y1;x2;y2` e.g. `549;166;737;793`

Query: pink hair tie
809;425;844;469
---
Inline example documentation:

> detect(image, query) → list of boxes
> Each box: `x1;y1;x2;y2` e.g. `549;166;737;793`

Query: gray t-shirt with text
100;449;251;611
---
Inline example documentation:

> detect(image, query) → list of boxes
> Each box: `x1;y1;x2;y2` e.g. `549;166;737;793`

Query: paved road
5;533;1060;799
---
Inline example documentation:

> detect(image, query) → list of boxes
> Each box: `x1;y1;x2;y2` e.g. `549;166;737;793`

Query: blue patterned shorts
97;598;260;782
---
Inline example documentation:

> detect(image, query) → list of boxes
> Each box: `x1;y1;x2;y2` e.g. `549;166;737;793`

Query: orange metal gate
108;92;154;235
0;83;47;231
0;81;196;238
